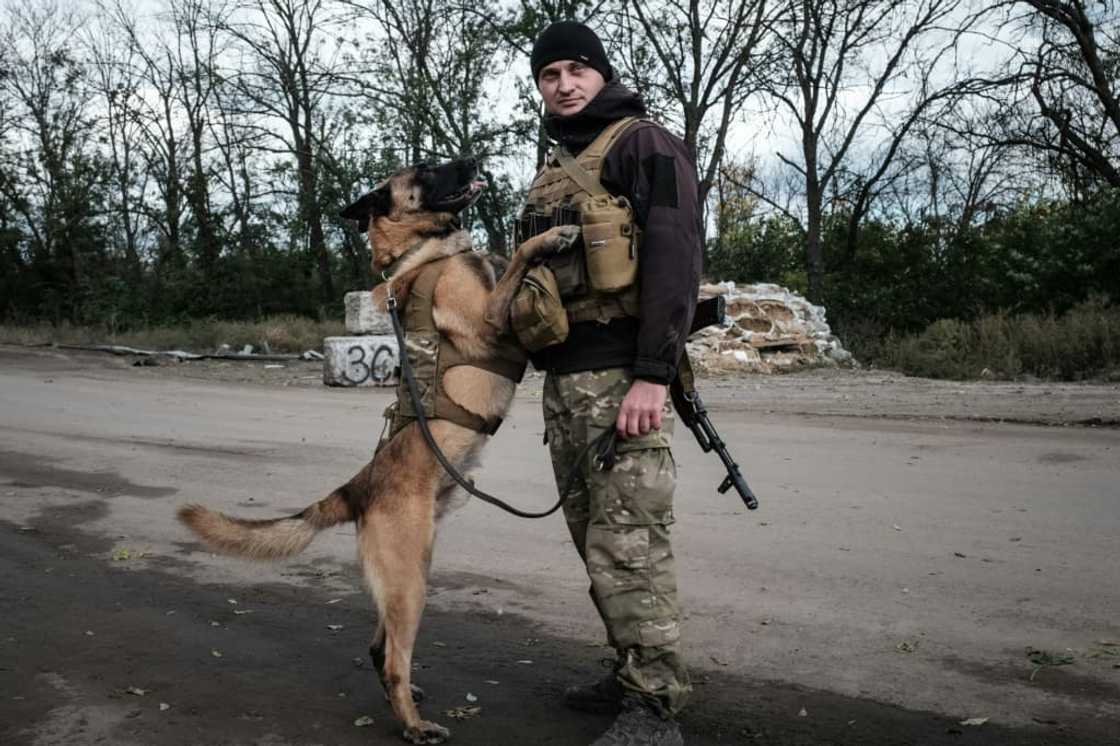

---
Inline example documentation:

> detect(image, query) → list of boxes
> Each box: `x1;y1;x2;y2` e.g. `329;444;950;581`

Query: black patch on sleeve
641;153;679;209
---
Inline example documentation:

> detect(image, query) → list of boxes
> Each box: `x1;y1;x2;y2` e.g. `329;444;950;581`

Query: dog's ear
341;182;391;232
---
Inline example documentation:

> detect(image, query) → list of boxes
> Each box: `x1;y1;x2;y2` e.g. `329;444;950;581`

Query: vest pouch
579;195;638;293
510;265;570;352
546;240;587;298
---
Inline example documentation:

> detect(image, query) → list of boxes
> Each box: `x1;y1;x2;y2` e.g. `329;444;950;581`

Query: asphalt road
1;346;1118;745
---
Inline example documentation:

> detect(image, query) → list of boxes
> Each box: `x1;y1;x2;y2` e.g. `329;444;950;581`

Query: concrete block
323;335;399;387
344;291;391;335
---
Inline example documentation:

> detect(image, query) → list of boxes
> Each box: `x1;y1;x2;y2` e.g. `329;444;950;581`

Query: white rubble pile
687;282;854;374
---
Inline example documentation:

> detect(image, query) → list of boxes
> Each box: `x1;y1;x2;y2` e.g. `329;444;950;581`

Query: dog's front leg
483;224;581;331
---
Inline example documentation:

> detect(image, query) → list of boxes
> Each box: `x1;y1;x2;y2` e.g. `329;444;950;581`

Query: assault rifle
672;296;761;510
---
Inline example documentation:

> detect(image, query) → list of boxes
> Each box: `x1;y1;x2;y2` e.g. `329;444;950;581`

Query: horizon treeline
1;0;1117;349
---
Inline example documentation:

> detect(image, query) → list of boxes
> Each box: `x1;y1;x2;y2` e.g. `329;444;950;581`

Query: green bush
877;300;1120;380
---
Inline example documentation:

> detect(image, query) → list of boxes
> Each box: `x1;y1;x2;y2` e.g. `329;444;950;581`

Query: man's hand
616;379;668;438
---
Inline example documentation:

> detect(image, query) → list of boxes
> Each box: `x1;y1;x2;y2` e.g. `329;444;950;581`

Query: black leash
386;292;615;519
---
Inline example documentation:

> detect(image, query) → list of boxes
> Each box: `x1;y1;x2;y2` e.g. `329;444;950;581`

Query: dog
178;158;578;744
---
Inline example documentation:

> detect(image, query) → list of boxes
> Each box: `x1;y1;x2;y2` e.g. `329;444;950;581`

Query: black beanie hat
530;21;613;84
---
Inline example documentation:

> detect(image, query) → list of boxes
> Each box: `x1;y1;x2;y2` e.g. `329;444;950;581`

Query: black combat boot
563;668;625;713
589;696;684;746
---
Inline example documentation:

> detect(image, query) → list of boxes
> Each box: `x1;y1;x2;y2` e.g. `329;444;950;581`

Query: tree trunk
805;180;825;304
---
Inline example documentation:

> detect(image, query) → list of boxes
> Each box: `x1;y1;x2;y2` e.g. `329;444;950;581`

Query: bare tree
747;0;975;301
614;0;773;214
0;0;107;321
107;1;191;274
219;0;350;309
988;1;1120;195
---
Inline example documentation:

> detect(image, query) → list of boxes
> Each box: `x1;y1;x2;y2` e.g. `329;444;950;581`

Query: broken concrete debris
687;282;854;374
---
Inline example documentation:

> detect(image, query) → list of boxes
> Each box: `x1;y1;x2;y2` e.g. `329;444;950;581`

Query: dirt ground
58;347;1120;425
1;345;1118;746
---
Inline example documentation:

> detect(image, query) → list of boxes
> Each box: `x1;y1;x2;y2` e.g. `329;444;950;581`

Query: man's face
537;60;607;116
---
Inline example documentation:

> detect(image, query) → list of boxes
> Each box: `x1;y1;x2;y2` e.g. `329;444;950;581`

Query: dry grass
877;300;1120;381
0;315;345;354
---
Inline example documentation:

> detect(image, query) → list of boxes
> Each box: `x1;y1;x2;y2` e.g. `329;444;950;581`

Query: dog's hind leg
358;501;448;744
370;622;424;703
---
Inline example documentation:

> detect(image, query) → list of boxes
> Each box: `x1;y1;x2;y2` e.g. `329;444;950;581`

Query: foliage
1;0;1119;384
875;299;1120;381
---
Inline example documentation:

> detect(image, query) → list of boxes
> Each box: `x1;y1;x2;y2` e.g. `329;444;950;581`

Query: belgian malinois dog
178;159;577;744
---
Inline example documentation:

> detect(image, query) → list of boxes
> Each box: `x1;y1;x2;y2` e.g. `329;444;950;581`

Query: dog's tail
177;467;366;560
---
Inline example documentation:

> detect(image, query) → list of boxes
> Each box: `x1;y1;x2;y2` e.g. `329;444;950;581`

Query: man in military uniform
522;21;702;746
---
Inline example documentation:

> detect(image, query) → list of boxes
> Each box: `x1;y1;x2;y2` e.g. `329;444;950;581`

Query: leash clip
385;286;397;311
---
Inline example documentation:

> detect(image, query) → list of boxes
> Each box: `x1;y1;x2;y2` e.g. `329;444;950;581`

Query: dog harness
386;256;527;440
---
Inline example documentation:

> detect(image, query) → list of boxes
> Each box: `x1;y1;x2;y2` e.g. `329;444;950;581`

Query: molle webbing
526;116;641;207
521;117;644;327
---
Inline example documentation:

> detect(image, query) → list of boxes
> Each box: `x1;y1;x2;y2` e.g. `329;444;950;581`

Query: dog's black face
418;159;485;212
341;158;484;232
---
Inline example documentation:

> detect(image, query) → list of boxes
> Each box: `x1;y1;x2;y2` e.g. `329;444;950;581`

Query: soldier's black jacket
531;82;701;385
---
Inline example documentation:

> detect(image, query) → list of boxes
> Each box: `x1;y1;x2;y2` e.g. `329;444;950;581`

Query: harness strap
396;257;527;436
387;293;616;519
551;116;641;197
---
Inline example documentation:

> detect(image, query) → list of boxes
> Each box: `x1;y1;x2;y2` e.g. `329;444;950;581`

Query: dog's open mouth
431;178;486;211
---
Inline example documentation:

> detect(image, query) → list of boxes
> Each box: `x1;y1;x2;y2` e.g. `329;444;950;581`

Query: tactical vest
386;257;528;442
519;116;645;325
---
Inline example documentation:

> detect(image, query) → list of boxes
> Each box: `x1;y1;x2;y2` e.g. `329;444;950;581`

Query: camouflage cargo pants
543;367;691;716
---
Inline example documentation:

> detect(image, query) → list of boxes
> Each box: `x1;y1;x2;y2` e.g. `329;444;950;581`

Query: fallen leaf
112;548;132;561
354;715;375;727
953;552;967;558
233;610;253;616
227;599;238;605
433;641;447;648
209;621;221;627
211;649;223;658
466;693;477;702
85;630;95;636
960;717;988;726
892;524;902;532
327;625;344;631
516;660;533;665
126;687;147;696
896;641;918;653
710;655;730;666
798;707;808;717
327;599;341;605
1098;640;1120;647
445;705;481;720
485;680;499;685
159;703;171;712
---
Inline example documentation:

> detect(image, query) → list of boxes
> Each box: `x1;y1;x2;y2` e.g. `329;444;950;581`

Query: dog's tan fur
178;163;576;744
